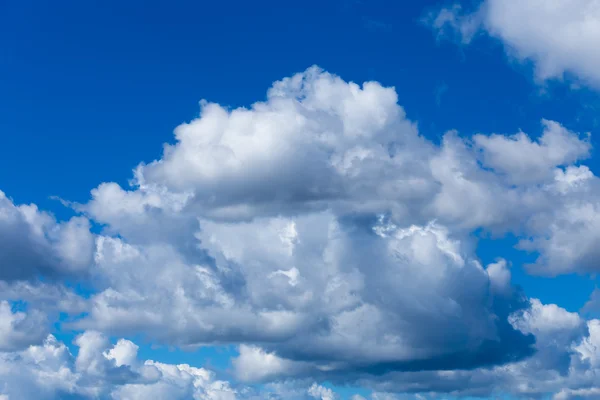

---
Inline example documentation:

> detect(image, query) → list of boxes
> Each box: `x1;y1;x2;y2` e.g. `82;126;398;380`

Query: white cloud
518;180;600;275
473;120;590;184
233;345;309;382
78;211;534;373
4;66;600;398
511;299;583;337
574;319;600;368
0;191;94;281
0;331;352;400
428;0;600;87
108;66;436;223
78;68;595;272
308;383;337;400
0;331;242;400
0;280;87;314
0;301;48;351
64;67;600;374
112;361;237;400
486;259;511;295
105;339;139;368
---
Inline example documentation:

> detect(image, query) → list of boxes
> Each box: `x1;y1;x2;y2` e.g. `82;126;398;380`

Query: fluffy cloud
78;212;535;374
232;345;310;382
308;383;337;400
0;331;353;399
3;66;600;398
517;166;600;275
346;301;600;399
0;301;48;351
428;0;600;87
0;280;87;315
0;191;94;281
81;68;594;265
0;331;241;400
135;67;431;222
473;119;590;185
70;68;599;368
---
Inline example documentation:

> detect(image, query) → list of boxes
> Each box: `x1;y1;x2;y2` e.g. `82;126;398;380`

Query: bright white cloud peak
429;0;600;87
2;66;600;399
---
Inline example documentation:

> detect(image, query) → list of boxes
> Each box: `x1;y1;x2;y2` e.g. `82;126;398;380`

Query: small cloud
581;288;600;318
435;82;448;106
423;4;483;44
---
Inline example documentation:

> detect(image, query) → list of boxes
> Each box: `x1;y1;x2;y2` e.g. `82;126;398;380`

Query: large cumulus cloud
2;66;600;398
82;67;597;271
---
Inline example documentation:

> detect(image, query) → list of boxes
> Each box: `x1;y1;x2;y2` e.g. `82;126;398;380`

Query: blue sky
3;0;600;399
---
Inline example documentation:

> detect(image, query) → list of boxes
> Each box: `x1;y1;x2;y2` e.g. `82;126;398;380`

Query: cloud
554;388;600;400
0;301;48;351
308;383;338;400
348;301;600;398
78;212;535;374
428;0;600;88
233;345;310;382
65;67;600;371
0;280;87;315
0;191;94;281
0;331;351;399
473;119;591;185
0;331;242;400
425;4;482;44
517;169;600;275
118;66;435;223
4;66;600;397
0;282;87;351
80;68;594;265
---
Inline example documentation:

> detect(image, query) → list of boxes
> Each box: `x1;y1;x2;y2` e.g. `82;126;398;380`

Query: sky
2;0;600;399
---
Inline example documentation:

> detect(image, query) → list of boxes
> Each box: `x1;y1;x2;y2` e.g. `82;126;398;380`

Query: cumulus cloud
0;191;94;281
232;345;310;382
428;0;600;87
78;212;535;374
347;301;600;399
0;281;87;352
78;67;435;225
308;383;338;400
0;331;351;399
3;66;600;398
81;68;594;266
0;301;48;351
67;67;600;368
517;168;600;275
473;119;591;184
0;331;242;400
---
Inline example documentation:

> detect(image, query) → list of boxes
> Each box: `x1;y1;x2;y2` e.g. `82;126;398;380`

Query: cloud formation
0;191;94;281
354;300;600;399
0;331;324;400
2;66;600;398
428;0;600;87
